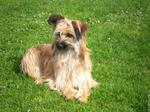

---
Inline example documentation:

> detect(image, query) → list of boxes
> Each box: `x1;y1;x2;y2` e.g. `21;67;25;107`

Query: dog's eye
66;33;73;38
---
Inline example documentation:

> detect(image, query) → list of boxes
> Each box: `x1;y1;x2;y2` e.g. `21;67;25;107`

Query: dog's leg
78;81;90;103
75;72;94;103
61;85;77;100
21;48;42;84
55;75;78;100
47;79;57;91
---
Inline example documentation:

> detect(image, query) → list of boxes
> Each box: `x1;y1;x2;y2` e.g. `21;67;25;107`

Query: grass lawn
0;0;150;112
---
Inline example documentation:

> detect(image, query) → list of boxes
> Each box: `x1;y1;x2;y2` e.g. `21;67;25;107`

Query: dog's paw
75;90;89;103
79;95;88;103
47;79;57;90
35;79;43;84
65;90;76;100
75;90;83;99
63;89;78;100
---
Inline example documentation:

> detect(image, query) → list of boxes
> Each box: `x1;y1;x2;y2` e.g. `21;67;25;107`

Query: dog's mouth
56;42;74;50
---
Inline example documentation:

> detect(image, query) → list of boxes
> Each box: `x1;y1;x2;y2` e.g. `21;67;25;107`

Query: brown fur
21;15;98;103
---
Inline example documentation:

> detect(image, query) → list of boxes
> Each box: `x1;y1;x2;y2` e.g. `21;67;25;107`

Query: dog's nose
56;42;68;49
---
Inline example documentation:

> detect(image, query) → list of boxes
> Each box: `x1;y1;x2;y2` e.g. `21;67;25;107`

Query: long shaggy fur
21;15;98;103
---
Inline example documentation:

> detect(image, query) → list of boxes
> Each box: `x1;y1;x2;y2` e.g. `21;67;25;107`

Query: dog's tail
21;48;41;83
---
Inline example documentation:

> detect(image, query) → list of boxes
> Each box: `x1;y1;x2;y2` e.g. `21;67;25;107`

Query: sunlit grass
0;0;150;112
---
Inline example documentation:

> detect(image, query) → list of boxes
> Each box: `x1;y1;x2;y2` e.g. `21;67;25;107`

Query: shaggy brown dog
21;15;98;103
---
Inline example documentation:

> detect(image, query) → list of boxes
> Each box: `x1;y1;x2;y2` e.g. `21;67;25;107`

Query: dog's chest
53;52;90;89
54;52;80;77
59;54;77;72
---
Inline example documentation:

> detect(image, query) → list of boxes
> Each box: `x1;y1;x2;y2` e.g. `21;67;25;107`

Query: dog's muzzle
56;42;72;50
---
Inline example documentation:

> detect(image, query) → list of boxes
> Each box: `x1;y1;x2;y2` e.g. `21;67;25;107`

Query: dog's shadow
12;55;23;74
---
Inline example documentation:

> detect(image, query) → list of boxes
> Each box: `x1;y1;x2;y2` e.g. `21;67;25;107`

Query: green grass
0;0;150;112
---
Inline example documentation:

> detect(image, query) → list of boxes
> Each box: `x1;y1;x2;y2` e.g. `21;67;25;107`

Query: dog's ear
71;21;88;40
80;23;88;35
47;14;65;25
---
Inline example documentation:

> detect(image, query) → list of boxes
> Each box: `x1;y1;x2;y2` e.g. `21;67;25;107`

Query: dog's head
48;14;88;51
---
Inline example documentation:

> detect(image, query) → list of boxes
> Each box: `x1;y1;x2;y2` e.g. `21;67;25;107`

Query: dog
21;14;98;103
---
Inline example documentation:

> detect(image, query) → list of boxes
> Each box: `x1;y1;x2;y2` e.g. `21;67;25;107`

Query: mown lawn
0;0;150;112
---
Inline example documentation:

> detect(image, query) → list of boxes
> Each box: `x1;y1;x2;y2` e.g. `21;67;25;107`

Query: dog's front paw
79;95;88;103
63;89;78;100
75;90;89;103
65;90;76;100
75;90;83;99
